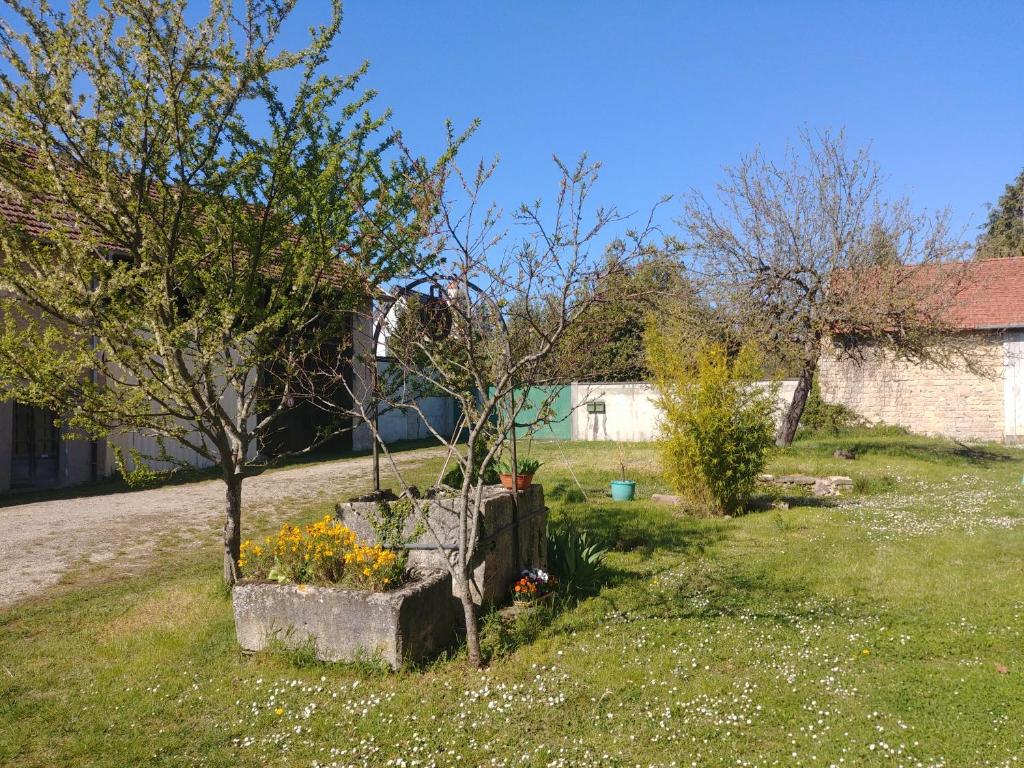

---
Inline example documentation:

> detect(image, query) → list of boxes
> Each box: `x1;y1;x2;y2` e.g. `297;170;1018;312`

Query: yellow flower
862;649;870;655
275;707;284;716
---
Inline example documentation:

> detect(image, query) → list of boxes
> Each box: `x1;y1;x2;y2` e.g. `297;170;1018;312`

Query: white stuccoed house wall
570;380;798;442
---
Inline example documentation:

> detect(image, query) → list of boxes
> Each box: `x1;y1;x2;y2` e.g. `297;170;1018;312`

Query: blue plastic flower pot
610;480;636;501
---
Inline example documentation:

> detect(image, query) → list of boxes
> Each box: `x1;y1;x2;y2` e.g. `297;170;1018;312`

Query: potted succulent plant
497;456;542;491
610;442;636;501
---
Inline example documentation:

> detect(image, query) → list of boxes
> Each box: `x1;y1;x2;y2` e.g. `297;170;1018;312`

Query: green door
510;386;571;440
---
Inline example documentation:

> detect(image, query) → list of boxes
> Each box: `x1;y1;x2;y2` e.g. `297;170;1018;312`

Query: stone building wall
818;333;1005;442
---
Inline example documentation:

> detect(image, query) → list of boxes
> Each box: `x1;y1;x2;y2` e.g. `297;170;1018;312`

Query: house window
586;401;606;414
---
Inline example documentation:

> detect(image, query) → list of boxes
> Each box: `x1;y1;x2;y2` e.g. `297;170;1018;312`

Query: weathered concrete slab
763;473;856;497
776;475;818;486
651;493;684;506
233;570;454;669
336;485;547;606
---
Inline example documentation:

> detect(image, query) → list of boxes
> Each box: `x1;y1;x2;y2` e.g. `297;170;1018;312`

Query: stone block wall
818;333;1005;442
337;485;547;606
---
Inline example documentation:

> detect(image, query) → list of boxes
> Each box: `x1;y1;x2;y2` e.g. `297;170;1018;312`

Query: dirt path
0;448;442;609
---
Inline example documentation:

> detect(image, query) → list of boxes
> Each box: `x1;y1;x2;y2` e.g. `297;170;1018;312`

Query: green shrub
441;435;500;488
798;378;861;436
112;445;170;489
863;421;911;437
646;337;775;515
365;498;424;549
547;524;608;596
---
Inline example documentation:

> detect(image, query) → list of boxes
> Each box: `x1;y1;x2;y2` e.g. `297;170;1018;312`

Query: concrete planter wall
232;569;454;669
336;485;548;606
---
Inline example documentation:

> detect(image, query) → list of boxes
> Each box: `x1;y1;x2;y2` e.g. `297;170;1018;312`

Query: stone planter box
336;484;547;607
232;569;454;669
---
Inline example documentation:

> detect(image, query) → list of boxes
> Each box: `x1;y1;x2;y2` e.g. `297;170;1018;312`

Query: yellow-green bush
647;335;775;515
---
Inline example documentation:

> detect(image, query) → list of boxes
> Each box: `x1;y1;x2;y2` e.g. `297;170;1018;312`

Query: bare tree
312;152;666;667
680;129;972;445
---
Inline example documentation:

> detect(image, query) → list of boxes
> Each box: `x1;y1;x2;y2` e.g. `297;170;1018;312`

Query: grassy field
2;430;1024;767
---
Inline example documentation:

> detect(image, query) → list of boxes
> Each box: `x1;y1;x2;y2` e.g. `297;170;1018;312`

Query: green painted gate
508;386;572;440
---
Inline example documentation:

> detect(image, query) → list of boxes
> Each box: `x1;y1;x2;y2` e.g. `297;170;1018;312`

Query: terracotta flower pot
499;473;533;491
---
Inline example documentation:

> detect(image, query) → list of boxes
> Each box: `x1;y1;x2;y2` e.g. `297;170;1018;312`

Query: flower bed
232;516;455;667
238;516;404;590
232;571;454;668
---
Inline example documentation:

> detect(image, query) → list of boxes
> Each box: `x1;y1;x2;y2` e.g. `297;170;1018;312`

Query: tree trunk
776;356;817;446
223;474;243;585
459;590;483;668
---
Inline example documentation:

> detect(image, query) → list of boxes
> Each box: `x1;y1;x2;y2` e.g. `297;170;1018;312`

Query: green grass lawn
3;431;1024;767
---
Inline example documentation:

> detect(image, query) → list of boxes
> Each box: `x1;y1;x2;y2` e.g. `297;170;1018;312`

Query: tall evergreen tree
977;168;1024;259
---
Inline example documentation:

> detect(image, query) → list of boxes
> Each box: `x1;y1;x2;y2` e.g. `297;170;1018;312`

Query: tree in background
552;246;691;382
977;168;1024;259
680;129;971;446
646;329;775;516
0;0;454;583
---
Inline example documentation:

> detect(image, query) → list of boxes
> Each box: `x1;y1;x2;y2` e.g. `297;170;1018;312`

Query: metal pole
509;389;521;570
372;363;381;492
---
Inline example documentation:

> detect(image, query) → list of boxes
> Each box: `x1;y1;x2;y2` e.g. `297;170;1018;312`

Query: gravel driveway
0;448;441;609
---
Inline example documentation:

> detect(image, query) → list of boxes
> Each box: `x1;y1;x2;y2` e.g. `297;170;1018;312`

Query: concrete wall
337;484;547;606
818;333;1006;442
99;361;253;476
571;382;660;442
351;308;460;453
352;393;458;452
104;431;216;475
366;396;458;448
571;380;799;442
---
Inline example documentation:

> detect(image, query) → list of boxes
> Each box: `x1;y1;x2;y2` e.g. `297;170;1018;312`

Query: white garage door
1004;333;1024;443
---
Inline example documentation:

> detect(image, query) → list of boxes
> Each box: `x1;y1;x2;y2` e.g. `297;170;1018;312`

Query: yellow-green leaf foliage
647;331;775;515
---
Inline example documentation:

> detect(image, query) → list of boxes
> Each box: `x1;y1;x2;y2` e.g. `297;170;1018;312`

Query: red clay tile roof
831;257;1024;334
945;257;1024;330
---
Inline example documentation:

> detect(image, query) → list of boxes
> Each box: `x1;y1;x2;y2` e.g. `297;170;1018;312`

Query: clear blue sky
285;0;1024;244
